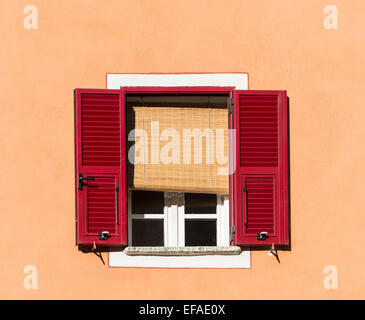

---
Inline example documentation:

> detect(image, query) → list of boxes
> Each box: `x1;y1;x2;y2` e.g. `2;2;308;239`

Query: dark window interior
185;193;217;214
132;190;164;214
185;220;217;246
126;94;228;109
132;219;164;246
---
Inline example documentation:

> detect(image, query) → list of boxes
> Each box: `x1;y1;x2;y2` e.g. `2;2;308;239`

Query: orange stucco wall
1;0;364;299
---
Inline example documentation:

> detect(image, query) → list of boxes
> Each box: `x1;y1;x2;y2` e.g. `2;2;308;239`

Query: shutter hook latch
269;243;280;263
270;243;275;253
98;231;111;240
78;173;95;190
92;241;105;265
257;231;268;240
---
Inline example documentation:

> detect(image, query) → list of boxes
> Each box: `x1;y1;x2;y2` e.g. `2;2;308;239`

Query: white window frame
107;73;250;268
128;191;230;247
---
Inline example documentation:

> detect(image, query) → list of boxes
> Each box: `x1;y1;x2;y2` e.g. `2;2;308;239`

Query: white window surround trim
107;72;250;268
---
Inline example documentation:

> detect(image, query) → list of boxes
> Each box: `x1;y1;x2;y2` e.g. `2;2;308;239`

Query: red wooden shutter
75;89;127;246
231;90;289;246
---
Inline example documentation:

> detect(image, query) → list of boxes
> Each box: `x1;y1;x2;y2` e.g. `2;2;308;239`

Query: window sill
123;246;242;256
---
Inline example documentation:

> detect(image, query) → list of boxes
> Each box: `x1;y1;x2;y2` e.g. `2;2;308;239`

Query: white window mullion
218;196;230;246
177;203;185;247
128;191;132;245
216;195;221;246
163;203;169;246
166;203;178;247
130;214;165;219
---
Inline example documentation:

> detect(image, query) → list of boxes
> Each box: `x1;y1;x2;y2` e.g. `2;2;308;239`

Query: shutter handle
243;187;248;229
257;232;268;240
78;173;95;190
98;231;111;240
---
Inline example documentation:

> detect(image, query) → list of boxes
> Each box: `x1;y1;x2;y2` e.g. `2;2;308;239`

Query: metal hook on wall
269;243;280;263
92;242;105;265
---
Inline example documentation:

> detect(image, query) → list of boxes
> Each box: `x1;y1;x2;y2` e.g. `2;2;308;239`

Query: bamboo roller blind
126;96;229;194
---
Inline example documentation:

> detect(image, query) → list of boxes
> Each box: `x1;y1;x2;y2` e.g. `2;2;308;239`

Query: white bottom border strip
109;251;251;268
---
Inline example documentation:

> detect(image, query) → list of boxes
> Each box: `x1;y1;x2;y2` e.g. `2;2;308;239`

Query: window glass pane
185;220;216;246
132;190;164;214
132;219;164;246
185;193;217;214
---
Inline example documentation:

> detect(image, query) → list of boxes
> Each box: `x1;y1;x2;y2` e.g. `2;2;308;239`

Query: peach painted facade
1;0;364;299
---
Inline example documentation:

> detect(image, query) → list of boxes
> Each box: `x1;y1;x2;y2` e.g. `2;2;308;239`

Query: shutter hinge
230;225;236;242
228;96;234;115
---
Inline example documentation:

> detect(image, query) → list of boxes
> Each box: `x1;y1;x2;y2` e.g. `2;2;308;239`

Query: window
74;78;289;252
128;190;229;247
130;190;165;246
185;193;217;246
